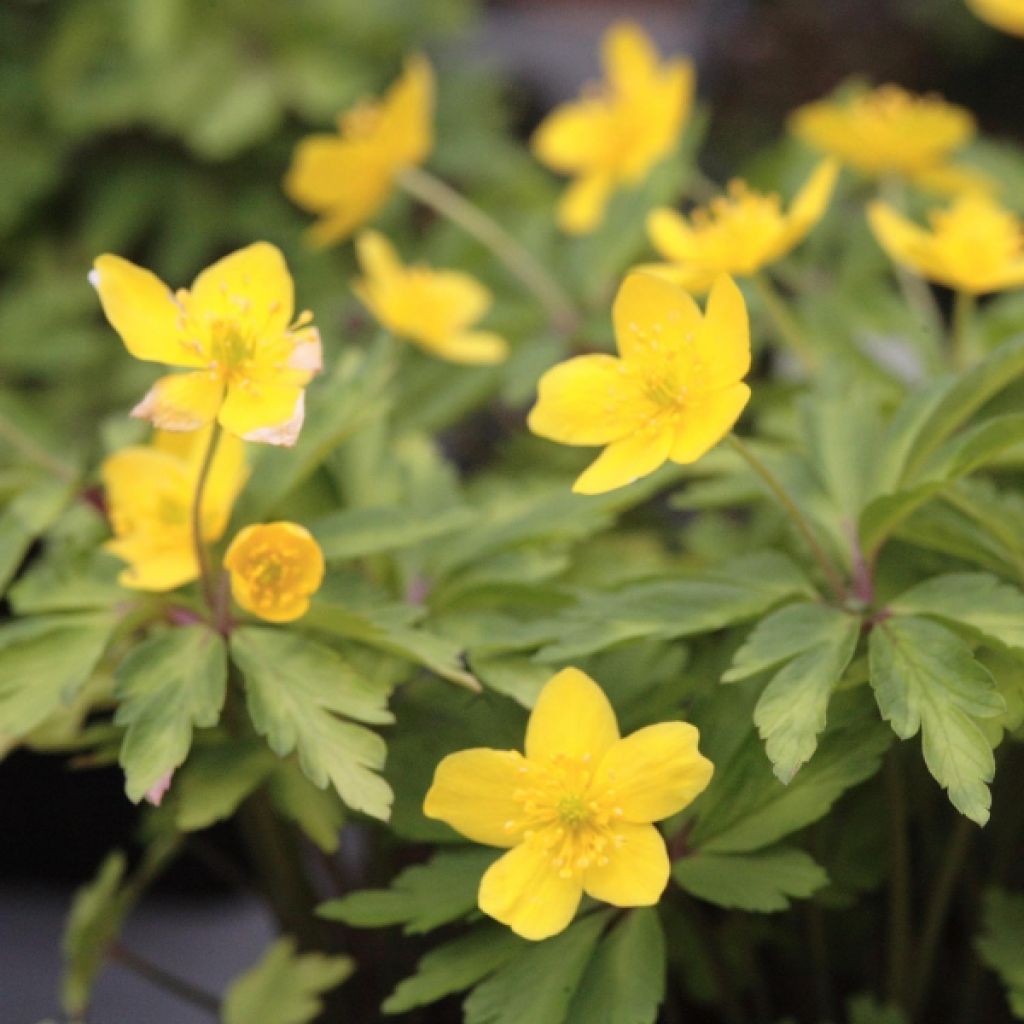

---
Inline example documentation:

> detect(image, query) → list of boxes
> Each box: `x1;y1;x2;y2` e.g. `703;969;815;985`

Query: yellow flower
102;427;248;592
968;0;1024;35
528;271;750;495
284;56;434;246
644;160;839;292
223;522;325;623
531;22;694;235
353;231;507;365
789;84;979;192
423;667;713;941
91;243;321;447
868;192;1024;295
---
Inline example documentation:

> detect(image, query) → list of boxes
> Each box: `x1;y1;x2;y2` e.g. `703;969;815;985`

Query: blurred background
2;0;1022;1019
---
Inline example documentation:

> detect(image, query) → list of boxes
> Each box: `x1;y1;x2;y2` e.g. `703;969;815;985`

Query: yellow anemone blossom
531;22;694;235
91;243;321;447
223;522;325;623
644;159;839;292
789;84;979;192
528;271;751;495
968;0;1024;35
353;231;507;365
102;427;248;592
284;56;434;246
868;192;1024;295
424;667;713;940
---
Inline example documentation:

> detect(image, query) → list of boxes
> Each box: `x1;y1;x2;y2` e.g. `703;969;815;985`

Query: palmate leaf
309;503;475;561
319;847;496;934
114;625;227;803
230;628;393;820
673;846;828;912
976;888;1024;1020
725;602;861;782
221;938;353;1024
868;616;1005;824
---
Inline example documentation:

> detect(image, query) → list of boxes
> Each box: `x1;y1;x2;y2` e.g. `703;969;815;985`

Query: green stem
911;814;974;1017
950;290;976;372
109;944;220;1017
190;422;222;615
885;749;913;1012
0;411;76;482
751;273;817;374
397;165;581;335
728;435;846;600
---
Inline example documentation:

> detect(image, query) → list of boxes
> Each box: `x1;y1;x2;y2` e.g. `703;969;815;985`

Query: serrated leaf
464;911;611;1024
221;938;353;1024
673;846;828;912
114;626;227;803
890;573;1024;651
727;603;861;782
310;504;475;561
231;628;393;820
0;613;116;744
868;616;1005;824
382;926;525;1015
564;909;665;1024
267;760;345;854
319;847;497;934
976;888;1024;1019
174;740;276;833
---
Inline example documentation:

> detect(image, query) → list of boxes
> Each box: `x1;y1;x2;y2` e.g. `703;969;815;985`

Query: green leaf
310;504;475;561
564;909;666;1024
726;603;861;782
114;625;227;803
847;994;909;1024
976;888;1024;1019
464;911;611;1024
0;476;73;594
930;412;1024;479
382;926;525;1015
0;612;116;744
221;938;353;1024
868;616;1005;824
859;482;945;558
230;628;393;820
890;573;1024;651
174;740;276;833
319;847;497;934
673;846;828;912
61;853;130;1016
536;552;812;662
267;760;346;854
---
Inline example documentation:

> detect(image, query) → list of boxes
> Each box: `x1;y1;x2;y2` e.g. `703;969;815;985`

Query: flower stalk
190;421;223;615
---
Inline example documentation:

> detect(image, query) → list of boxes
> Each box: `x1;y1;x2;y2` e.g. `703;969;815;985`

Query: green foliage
221;938;354;1024
976;888;1024;1019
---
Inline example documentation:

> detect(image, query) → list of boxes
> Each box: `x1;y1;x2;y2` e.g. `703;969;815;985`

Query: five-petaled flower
968;0;1024;36
423;667;713;940
284;56;434;246
644;159;839;293
528;271;751;494
102;427;248;591
90;243;321;447
868;192;1024;295
353;231;507;364
531;21;693;235
789;84;988;196
223;522;325;623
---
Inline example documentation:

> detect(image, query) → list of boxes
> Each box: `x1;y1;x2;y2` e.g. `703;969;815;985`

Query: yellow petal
478;839;583;940
132;371;223;431
527;354;655;446
110;547;198;592
602;21;659;96
594;722;714;823
355;230;403;283
90;255;201;368
525;667;620;763
219;381;303;445
423;748;529;847
779;158;839;253
190;242;293;336
631;260;719;295
423;270;492;333
435;331;509;365
612;271;702;368
696;275;751;389
582;823;669;906
867;201;934;279
669;382;750;464
573;424;674;495
532;100;613;173
558;173;613;235
968;0;1024;35
379;53;435;167
647;207;698;262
